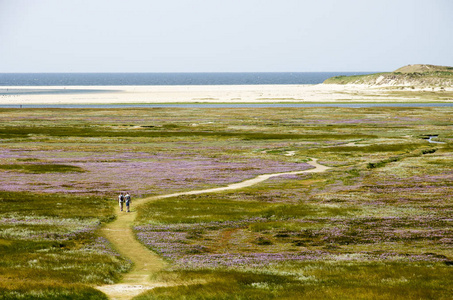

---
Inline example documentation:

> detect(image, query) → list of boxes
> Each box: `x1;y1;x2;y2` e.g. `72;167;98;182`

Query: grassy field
0;107;452;299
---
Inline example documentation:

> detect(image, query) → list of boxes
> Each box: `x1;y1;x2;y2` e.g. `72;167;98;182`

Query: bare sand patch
1;84;443;105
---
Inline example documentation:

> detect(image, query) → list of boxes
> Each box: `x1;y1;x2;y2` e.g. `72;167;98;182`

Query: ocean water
0;72;371;86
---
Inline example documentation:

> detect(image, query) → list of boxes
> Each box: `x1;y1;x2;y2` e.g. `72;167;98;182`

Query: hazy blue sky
0;0;452;72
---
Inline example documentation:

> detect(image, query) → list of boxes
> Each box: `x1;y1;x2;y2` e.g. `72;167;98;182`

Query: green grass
136;262;453;299
319;143;424;153
0;125;376;141
0;191;113;219
138;196;270;223
137;195;356;224
0;284;108;300
0;191;130;299
0;164;84;173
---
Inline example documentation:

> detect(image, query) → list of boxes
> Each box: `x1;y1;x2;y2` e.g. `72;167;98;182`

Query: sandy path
97;212;168;299
96;158;329;299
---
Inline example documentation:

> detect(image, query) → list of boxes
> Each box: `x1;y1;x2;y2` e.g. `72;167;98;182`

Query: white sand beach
0;84;450;105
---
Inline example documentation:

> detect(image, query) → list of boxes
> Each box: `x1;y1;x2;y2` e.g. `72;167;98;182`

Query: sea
0;72;369;86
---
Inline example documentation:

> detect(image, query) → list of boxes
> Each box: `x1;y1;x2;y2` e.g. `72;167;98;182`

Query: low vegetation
0;107;451;299
0;164;84;173
323;64;453;87
0;191;131;299
137;264;452;300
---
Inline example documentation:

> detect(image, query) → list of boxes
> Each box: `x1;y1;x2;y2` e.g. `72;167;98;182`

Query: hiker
125;192;131;212
118;192;125;211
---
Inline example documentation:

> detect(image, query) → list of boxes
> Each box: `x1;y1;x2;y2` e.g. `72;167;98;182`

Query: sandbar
0;84;451;105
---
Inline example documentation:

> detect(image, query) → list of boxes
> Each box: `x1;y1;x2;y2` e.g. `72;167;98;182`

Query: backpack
119;195;124;202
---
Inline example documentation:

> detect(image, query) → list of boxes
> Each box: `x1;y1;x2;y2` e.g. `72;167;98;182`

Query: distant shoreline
0;84;451;105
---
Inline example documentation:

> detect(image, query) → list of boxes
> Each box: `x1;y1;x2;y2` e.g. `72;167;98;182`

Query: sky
0;0;452;73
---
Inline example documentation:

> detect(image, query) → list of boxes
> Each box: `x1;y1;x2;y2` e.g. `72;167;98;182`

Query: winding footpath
96;159;329;300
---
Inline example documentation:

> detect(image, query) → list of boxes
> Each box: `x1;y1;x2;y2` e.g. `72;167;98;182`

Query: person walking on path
118;192;125;212
125;192;131;212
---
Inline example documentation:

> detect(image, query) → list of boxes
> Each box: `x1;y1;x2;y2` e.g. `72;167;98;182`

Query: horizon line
0;71;380;74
